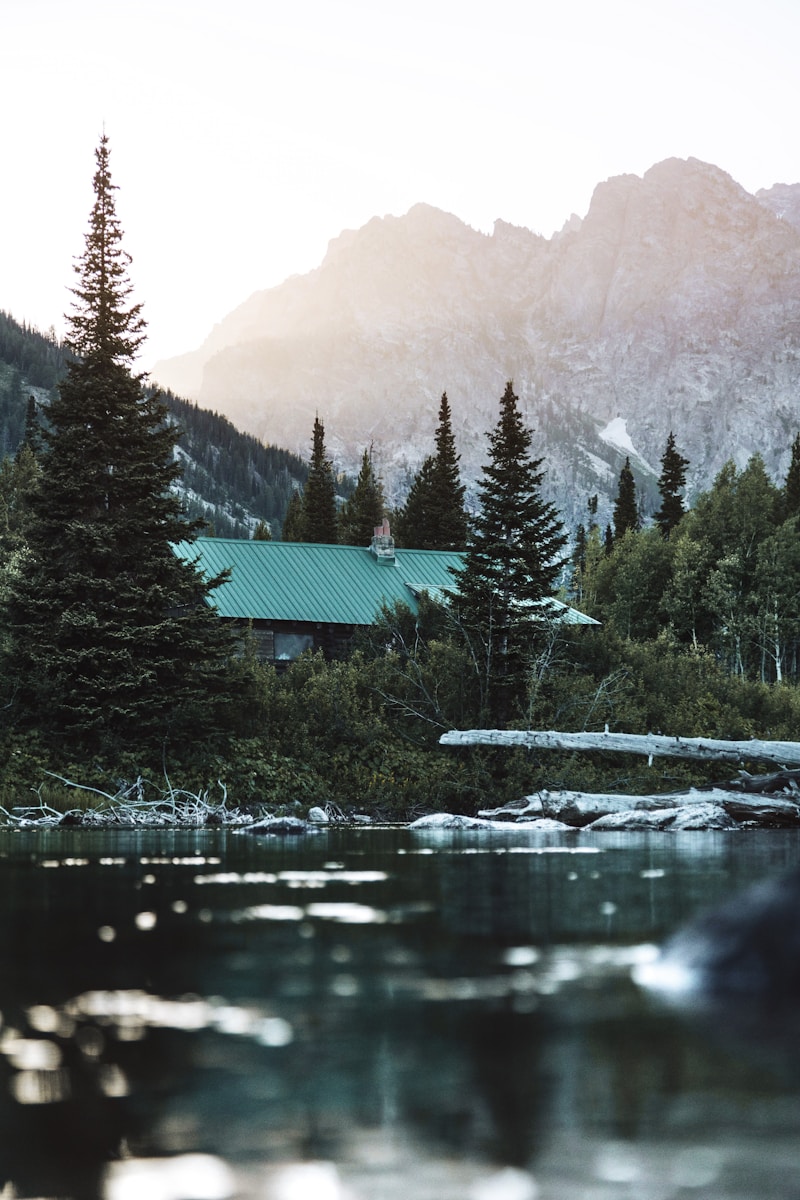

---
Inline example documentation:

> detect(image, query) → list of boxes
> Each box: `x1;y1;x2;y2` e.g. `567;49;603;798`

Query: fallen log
481;789;800;829
439;728;800;767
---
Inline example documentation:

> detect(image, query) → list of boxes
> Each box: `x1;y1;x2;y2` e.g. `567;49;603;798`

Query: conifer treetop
67;133;146;365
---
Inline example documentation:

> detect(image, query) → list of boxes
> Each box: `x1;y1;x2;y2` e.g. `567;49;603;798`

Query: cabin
172;522;597;667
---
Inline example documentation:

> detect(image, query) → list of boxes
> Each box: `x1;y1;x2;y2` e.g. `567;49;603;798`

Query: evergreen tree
430;392;468;548
6;135;233;757
281;490;305;541
784;432;800;520
612;456;638;540
654;432;689;537
451;381;566;722
338;446;384;545
300;415;338;543
395;393;468;549
21;395;42;457
252;520;272;541
570;522;587;600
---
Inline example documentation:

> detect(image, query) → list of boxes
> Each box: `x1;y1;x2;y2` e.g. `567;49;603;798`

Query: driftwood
479;789;800;829
0;774;263;829
440;728;800;767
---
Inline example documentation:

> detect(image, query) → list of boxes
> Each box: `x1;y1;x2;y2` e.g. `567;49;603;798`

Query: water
1;825;799;1199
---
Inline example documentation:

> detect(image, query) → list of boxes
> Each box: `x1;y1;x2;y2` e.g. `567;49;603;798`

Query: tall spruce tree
451;381;566;722
338;446;384;545
395;392;468;549
654;431;689;537
6;135;233;756
300;415;338;543
612;456;639;540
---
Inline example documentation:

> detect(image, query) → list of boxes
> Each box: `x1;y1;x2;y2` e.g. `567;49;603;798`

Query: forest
0;310;311;537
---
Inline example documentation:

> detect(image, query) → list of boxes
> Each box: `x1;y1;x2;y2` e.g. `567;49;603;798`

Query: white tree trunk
439;728;800;766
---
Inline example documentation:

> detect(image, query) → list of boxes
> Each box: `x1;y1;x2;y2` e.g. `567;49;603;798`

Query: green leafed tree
395;392;468;549
612;456;639;540
5;135;234;757
653;432;689;537
300;415;338;543
450;381;566;722
338;446;384;545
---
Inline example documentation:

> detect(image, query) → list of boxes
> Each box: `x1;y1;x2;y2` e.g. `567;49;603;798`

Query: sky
3;0;800;371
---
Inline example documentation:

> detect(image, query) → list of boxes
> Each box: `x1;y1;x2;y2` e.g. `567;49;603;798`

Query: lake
1;824;799;1200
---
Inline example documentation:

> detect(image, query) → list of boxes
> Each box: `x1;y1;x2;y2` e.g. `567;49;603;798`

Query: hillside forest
3;140;800;819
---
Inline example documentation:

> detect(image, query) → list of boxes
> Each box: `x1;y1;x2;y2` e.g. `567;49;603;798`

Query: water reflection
0;827;799;1197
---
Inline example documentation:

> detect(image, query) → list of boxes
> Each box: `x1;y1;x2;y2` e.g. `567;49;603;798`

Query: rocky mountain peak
153;158;800;532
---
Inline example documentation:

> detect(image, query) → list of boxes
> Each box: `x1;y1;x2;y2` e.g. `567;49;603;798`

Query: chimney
369;518;395;564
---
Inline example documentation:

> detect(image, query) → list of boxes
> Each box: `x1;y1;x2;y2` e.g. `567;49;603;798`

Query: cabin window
274;632;314;661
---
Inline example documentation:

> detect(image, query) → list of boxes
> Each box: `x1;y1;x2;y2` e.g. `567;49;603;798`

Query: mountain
756;182;800;232
0;311;308;538
153;158;800;530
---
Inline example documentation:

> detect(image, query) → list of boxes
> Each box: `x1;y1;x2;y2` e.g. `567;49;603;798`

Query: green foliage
612;456;638;540
784;432;800;520
395;393;468;550
654;432;689;537
451;381;566;721
295;415;338;543
5;136;236;759
338;447;384;545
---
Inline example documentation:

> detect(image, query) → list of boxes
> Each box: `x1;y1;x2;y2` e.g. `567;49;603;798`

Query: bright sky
3;0;800;370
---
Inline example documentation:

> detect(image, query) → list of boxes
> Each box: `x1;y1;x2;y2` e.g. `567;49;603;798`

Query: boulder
246;816;309;835
585;802;739;832
409;813;496;830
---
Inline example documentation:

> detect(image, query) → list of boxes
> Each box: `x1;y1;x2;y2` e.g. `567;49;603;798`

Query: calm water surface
0;825;799;1200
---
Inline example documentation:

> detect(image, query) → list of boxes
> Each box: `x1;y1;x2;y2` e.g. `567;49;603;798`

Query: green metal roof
172;537;464;625
172;537;599;627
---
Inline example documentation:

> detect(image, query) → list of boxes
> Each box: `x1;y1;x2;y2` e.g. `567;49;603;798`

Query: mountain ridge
154;158;800;528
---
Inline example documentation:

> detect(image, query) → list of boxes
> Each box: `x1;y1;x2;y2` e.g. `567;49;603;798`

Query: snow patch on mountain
598;418;636;457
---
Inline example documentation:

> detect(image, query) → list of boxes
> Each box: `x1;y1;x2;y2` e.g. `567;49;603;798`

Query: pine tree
338;446;384;545
395;455;439;548
654;432;689;537
300;415;338;543
784;433;800;520
395;392;468;549
21;395;41;457
281;490;305;541
6;135;233;757
613;457;639;540
252;520;272;541
451;381;566;722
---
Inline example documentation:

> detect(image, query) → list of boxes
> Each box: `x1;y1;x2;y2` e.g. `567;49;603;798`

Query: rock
514;817;575;831
350;814;372;824
585;802;739;832
307;806;329;824
154;158;800;532
246;816;309;835
409;813;496;830
637;866;800;1003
